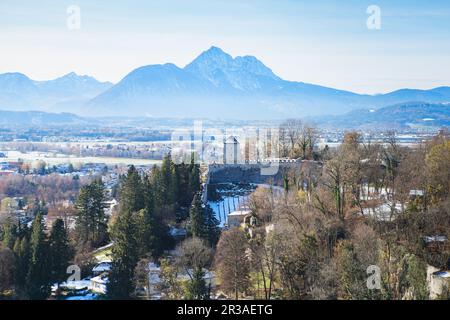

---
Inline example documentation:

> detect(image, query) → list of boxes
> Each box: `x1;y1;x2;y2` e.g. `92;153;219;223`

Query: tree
49;219;73;289
398;254;429;300
204;205;220;246
426;140;450;202
277;231;320;299
249;232;280;300
319;133;365;221
188;194;206;239
13;236;30;293
382;131;404;218
188;194;220;246
136;208;169;259
134;258;151;299
119;165;144;214
322;153;346;220
186;267;208;300
279;119;317;159
75;180;108;247
1;219;17;249
176;237;212;299
334;240;370;300
26;212;50;299
107;210;140;299
0;244;15;295
214;228;250;299
158;258;183;299
188;157;201;196
132;173;172;259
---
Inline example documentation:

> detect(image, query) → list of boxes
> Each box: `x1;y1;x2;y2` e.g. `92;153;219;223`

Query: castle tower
223;136;240;164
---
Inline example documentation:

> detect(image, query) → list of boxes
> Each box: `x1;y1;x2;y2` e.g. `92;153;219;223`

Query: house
169;226;187;239
104;199;118;216
362;202;403;221
427;265;450;299
409;190;424;198
51;279;90;294
89;273;109;294
227;210;251;228
424;235;449;252
92;261;112;275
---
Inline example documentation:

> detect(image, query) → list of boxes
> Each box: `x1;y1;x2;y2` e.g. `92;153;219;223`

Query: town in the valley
1;1;450;302
0;121;449;300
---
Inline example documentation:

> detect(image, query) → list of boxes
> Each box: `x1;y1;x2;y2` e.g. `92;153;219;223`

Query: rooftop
228;210;251;216
433;271;450;278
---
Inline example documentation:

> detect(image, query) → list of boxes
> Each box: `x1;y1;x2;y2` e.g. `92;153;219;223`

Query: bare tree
214;228;250;299
279;119;318;159
175;237;213;280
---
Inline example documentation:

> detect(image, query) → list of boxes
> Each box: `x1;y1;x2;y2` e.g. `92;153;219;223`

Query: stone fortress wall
208;160;303;185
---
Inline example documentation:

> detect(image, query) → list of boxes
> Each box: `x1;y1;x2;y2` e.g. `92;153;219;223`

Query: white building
89;273;109;294
92;262;112;275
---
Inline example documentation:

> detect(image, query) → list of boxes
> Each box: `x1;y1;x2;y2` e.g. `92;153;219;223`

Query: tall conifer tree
27;212;50;300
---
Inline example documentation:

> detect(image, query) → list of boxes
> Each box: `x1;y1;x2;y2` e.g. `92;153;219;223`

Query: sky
1;0;450;94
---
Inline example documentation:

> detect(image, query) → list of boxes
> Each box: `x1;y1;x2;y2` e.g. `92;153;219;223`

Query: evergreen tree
91;180;108;245
151;165;164;209
178;162;191;208
188;194;206;239
26;212;50;299
171;164;181;210
120;165;144;214
186;266;208;300
0;244;15;294
13;236;30;291
1;219;17;249
141;175;172;259
142;174;154;212
188;156;201;196
49;219;73;288
188;195;220;246
137;208;169;260
107;210;140;299
75;180;108;247
137;209;156;257
204;204;221;246
160;155;173;204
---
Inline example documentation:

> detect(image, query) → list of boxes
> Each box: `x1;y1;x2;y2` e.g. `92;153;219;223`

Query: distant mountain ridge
184;46;282;90
1;46;450;119
87;46;365;118
0;109;88;127
0;101;448;130
0;72;112;112
310;102;450;130
87;46;450;119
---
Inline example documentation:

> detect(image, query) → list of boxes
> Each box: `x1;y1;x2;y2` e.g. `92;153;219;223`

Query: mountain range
1;46;450;119
309;102;450;130
0;109;87;127
0;102;448;130
0;72;112;112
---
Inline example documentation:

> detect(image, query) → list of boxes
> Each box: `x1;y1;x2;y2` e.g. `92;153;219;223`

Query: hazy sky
1;0;449;94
